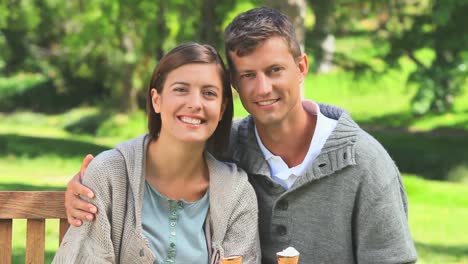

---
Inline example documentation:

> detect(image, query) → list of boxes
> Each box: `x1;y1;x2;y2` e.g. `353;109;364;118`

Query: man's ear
151;88;161;113
297;53;309;83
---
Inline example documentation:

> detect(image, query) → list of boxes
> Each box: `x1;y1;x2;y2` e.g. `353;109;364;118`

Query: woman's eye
203;90;217;97
173;87;187;92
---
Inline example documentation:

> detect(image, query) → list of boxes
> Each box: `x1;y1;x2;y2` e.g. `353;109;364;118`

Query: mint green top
142;180;209;264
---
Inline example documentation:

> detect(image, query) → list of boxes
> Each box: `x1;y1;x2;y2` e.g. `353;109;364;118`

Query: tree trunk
199;0;220;47
265;0;306;52
2;0;29;73
427;0;457;113
2;29;29;73
198;0;236;50
116;0;137;113
308;0;336;73
155;0;168;60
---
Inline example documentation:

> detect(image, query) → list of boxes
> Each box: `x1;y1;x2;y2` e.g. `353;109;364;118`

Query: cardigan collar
231;103;360;190
114;134;244;254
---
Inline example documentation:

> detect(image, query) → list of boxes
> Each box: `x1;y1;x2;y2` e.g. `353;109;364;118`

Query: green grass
404;176;468;263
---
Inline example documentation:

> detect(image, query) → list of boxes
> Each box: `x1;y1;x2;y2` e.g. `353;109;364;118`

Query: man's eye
271;67;283;73
240;73;254;79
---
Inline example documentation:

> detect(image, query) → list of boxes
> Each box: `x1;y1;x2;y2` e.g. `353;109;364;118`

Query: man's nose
255;74;272;95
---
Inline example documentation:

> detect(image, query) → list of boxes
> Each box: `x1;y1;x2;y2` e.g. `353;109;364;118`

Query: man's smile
256;98;280;106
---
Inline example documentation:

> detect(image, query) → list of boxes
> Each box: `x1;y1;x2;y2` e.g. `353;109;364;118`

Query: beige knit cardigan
53;135;261;264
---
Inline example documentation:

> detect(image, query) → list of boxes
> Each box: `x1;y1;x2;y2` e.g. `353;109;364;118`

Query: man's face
230;36;308;128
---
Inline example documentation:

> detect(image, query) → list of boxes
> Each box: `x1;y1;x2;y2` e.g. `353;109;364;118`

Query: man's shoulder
353;127;393;163
324;111;398;178
343;122;401;188
231;116;251;132
228;116;253;148
326;108;390;161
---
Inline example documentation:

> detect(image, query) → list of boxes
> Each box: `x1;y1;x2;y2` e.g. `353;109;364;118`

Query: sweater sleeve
222;171;261;264
354;162;418;264
53;150;120;264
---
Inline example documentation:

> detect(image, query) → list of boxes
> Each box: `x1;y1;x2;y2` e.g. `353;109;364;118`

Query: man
66;7;417;263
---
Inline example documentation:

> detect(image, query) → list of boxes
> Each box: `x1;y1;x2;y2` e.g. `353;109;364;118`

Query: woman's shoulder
205;152;248;182
82;148;126;187
86;134;148;180
205;152;256;202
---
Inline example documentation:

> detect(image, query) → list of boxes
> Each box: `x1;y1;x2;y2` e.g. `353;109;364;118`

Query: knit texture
53;135;260;264
225;102;418;264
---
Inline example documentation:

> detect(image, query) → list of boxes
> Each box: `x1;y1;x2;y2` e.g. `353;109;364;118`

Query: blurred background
1;0;467;263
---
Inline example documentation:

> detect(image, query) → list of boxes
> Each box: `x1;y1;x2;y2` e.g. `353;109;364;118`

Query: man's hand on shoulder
65;154;98;227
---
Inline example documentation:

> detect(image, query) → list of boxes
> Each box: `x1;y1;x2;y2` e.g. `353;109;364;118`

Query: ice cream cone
221;255;242;264
277;255;299;264
277;247;300;264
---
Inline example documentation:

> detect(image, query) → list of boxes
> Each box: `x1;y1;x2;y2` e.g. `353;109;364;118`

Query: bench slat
26;219;46;264
0;219;12;264
59;218;70;245
0;191;66;219
0;191;69;263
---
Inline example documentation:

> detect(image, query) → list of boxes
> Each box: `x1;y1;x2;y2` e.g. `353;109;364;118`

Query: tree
307;0;336;73
1;0;171;112
265;0;307;52
384;0;468;114
0;0;42;73
198;0;237;49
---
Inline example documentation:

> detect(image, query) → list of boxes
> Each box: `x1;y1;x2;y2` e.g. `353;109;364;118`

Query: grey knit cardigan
53;135;261;264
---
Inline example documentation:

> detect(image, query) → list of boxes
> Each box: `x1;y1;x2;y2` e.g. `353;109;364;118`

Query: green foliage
373;130;468;182
0;73;46;97
0;73;89;113
383;0;468;114
0;1;252;113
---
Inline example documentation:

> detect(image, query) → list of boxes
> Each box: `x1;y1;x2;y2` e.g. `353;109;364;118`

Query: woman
53;43;260;264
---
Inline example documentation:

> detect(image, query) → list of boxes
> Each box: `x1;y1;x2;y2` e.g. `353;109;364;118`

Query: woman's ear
151;88;161;114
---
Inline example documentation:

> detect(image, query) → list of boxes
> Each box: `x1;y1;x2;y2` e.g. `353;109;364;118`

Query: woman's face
151;63;225;145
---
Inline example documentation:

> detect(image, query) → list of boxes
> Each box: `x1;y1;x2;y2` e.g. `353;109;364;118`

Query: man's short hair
224;7;302;69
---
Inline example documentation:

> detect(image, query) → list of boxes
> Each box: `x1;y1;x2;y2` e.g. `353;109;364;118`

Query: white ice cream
276;246;300;257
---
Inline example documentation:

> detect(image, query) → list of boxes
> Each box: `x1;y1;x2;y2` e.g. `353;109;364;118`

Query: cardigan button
276;225;287;236
140;248;145;257
263;178;275;188
277;200;288;210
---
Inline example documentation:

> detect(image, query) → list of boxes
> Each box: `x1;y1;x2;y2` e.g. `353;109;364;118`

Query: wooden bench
0;191;70;264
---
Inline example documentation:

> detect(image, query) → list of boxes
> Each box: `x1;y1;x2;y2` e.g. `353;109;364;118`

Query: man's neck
255;106;317;168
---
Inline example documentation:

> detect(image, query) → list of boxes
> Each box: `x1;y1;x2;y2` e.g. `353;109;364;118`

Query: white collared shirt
254;101;338;189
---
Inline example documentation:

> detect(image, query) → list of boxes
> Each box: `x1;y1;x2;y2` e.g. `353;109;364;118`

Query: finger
80;154;94;180
67;215;82;227
68;179;94;199
70;192;97;214
68;207;95;222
